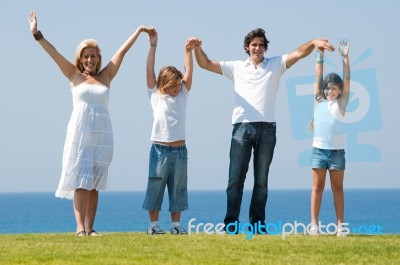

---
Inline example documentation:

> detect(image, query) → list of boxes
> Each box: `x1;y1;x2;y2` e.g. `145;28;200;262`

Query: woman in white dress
28;10;153;236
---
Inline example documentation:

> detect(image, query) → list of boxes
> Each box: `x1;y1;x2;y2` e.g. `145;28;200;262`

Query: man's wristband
33;31;43;41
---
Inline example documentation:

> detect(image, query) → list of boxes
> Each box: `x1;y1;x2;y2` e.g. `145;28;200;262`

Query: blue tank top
312;99;345;149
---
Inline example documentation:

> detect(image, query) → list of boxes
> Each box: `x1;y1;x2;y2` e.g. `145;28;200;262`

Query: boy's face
164;79;182;97
247;37;266;65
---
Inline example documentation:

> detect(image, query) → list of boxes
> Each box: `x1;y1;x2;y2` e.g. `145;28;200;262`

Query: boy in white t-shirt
191;29;335;234
142;28;199;235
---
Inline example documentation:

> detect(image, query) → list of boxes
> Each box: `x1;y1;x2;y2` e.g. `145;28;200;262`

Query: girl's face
80;47;99;75
164;79;182;97
325;82;341;100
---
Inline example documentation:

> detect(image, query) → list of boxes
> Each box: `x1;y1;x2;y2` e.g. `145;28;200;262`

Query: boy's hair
243;28;270;55
74;39;102;74
156;66;183;94
316;73;344;102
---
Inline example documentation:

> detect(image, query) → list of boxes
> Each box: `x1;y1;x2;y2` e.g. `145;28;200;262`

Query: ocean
0;189;399;234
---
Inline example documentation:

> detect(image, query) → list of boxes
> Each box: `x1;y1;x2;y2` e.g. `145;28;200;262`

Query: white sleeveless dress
55;83;114;199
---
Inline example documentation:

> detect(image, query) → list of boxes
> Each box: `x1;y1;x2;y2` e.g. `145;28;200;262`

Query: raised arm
192;38;222;74
29;11;76;80
314;49;324;96
338;41;350;112
102;25;154;85
309;49;325;131
146;29;158;89
182;38;200;91
286;38;335;69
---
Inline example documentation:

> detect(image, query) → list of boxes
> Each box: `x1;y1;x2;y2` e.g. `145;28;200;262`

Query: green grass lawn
0;233;399;265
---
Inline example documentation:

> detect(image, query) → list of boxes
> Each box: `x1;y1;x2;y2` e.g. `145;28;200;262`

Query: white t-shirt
220;55;288;124
148;83;189;142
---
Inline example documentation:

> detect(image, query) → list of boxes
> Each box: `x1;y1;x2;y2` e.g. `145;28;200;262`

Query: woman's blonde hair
74;39;102;74
156;66;183;94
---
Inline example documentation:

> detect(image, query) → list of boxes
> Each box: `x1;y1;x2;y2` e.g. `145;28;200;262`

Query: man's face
247;37;266;64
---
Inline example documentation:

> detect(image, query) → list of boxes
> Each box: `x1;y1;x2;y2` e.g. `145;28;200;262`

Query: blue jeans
224;122;276;226
311;148;346;170
142;144;188;212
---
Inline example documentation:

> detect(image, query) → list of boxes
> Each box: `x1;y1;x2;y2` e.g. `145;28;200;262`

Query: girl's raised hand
338;40;350;57
186;37;202;50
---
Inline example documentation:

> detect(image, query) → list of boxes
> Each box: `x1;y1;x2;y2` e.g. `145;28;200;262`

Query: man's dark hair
243;28;270;55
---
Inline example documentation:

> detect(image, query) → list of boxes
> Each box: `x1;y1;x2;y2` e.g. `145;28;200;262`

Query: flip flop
87;230;101;236
76;230;87;236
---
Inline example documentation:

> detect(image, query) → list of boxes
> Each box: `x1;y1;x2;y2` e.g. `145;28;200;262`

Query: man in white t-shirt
192;29;335;233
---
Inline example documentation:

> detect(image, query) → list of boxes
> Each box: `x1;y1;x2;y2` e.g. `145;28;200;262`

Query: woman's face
80;47;99;75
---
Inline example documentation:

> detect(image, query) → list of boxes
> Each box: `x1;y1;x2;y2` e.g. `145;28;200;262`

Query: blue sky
1;0;399;192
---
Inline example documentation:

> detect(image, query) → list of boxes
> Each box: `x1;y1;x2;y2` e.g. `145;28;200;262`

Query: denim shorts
142;144;188;212
311;147;346;170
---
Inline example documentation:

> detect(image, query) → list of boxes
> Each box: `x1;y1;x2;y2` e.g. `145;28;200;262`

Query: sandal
76;230;87;236
87;230;101;236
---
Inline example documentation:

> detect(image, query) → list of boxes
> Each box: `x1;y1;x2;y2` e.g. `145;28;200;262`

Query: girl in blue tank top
309;40;350;237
